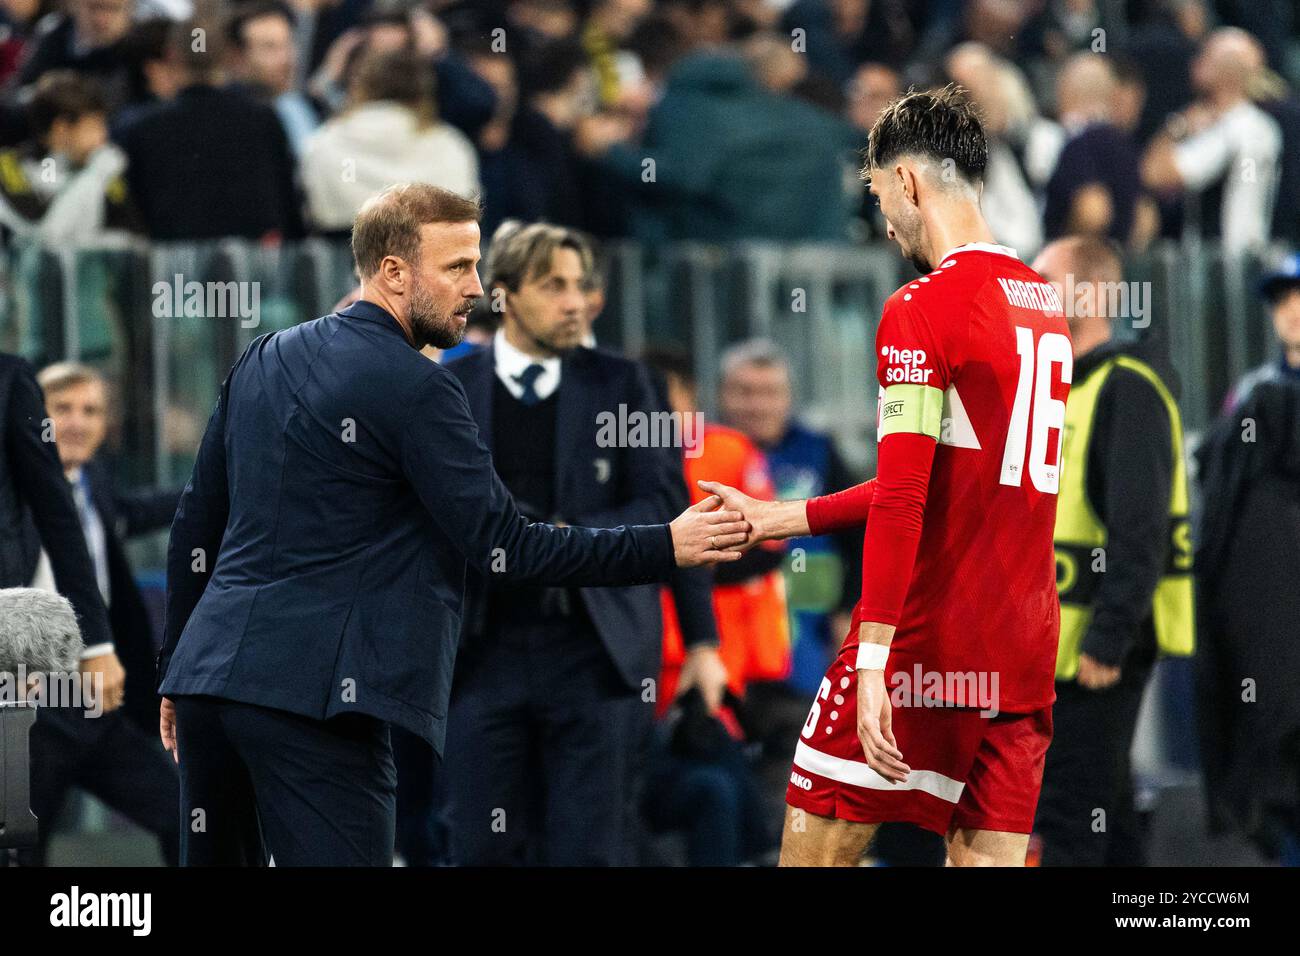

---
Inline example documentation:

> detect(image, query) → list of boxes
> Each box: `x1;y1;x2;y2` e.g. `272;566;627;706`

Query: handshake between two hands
667;480;777;568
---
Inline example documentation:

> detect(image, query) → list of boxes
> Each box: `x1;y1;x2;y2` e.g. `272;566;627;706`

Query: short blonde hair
37;360;104;397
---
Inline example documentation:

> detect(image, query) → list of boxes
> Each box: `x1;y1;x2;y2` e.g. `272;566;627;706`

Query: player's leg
778;804;879;866
946;707;1053;867
944;826;1030;866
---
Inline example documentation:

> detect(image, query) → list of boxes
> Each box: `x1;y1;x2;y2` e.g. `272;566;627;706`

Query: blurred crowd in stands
0;0;1296;254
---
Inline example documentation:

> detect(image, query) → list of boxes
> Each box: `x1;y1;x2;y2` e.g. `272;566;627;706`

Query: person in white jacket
0;70;141;246
302;47;480;232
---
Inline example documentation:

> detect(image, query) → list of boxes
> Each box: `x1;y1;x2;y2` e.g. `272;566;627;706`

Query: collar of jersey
940;242;1020;262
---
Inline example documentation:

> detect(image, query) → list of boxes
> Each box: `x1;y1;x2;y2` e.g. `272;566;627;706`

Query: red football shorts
786;644;1053;835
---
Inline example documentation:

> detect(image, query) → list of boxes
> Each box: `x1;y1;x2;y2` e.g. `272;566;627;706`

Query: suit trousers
172;695;396;866
1034;660;1153;866
444;616;644;866
21;706;180;866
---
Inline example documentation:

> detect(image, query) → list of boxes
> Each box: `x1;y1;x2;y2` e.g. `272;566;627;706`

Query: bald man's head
1038;236;1123;288
1057;53;1116;123
1193;27;1266;100
1033;237;1124;349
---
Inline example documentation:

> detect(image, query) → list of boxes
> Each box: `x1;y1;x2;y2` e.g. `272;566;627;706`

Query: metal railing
1;236;1290;485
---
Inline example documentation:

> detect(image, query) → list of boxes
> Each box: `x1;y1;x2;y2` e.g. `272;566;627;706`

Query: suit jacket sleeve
114;484;185;537
157;361;235;689
4;358;113;649
401;366;675;587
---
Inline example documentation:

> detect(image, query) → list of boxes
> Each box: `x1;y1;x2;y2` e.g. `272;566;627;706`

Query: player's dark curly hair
864;84;988;185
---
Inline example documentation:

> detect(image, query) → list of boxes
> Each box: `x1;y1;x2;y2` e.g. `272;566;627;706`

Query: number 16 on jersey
1000;327;1072;494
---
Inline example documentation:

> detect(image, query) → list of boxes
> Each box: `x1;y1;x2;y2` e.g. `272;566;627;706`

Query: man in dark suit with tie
156;183;748;866
36;362;181;733
0;351;175;864
19;360;182;865
441;221;728;865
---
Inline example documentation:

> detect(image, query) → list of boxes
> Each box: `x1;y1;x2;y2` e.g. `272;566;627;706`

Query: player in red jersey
701;86;1072;866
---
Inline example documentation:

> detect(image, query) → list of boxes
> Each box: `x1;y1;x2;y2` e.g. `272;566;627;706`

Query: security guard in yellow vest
1029;237;1194;866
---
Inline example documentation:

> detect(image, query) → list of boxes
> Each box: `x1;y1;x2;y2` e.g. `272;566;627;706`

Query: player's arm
854;294;962;780
693;476;877;547
852;412;940;783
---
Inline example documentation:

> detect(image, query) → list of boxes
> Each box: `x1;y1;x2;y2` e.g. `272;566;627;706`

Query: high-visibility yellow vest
1054;354;1195;679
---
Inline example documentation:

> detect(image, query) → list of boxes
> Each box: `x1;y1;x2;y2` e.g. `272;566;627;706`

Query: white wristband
856;642;889;671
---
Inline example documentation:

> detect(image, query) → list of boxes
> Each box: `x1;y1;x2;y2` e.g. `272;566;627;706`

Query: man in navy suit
156;183;748;866
442;221;730;864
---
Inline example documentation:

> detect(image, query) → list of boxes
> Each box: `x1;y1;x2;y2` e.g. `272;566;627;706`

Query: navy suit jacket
157;302;676;751
446;343;718;690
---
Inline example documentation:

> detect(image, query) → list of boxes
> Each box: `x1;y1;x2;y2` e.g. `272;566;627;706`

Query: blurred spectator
462;39;533;238
946;43;1051;256
1020;0;1108;63
226;0;323;157
465;37;601;234
1217;0;1294;80
308;5;495;139
718;339;861;697
515;36;610;231
780;0;913;86
506;0;581;46
114;15;304;240
641;685;773;866
36;361;180;734
1043;53;1154;248
1250;66;1300;245
844;61;900;240
14;0;137;111
0;70;140;244
845;61;900;134
647;346;790;706
581;0;650;110
118;16;183;117
741;30;808;98
0;0;51;85
661;0;731;49
1141;27;1281;252
1195;381;1300;865
1224;254;1300;410
1117;0;1205;144
1016;0;1124;97
580;48;859;244
1032;236;1194;867
1109;54;1147;136
302;48;479;233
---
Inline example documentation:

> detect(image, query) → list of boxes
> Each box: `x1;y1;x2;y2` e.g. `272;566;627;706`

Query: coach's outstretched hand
669;495;750;567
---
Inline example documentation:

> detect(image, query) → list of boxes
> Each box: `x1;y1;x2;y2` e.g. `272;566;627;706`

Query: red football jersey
856;243;1072;713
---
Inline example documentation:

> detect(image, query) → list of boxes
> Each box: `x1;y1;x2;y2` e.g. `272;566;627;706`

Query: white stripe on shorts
793;741;966;804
